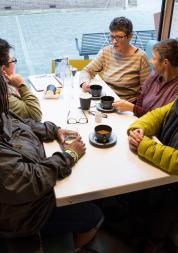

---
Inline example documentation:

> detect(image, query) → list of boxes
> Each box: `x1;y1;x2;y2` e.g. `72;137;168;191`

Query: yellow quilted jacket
128;100;178;174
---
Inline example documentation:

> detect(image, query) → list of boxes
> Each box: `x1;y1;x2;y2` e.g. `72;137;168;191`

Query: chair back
51;59;91;73
145;39;158;60
69;59;91;70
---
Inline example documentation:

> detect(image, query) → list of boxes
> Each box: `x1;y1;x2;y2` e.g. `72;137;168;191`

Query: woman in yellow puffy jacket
128;98;178;174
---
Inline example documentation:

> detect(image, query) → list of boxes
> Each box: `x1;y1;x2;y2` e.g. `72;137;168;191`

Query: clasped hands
57;129;86;160
128;129;144;153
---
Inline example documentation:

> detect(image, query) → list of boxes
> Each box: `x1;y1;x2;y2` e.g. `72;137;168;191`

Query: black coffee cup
101;96;114;109
95;124;112;143
79;93;92;110
90;84;102;97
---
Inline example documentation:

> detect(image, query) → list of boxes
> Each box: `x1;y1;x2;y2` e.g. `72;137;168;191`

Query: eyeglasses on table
67;110;88;124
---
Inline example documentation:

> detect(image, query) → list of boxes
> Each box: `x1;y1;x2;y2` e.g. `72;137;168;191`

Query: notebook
28;74;63;92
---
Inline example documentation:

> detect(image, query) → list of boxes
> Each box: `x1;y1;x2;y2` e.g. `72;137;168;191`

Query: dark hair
0;38;12;67
0;70;9;115
153;39;178;67
109;17;133;35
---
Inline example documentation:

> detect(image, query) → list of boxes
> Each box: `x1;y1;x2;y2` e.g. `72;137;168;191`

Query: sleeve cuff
63;152;75;167
64;149;79;164
138;136;153;156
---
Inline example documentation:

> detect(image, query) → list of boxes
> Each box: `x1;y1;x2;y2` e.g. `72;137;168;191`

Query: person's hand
128;129;144;153
57;128;79;144
3;72;24;88
112;100;134;112
82;82;90;92
63;136;86;160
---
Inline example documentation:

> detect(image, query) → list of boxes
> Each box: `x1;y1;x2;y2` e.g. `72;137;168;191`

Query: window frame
160;0;175;39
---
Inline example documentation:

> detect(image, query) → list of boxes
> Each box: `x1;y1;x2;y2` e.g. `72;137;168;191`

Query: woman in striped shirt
80;16;150;103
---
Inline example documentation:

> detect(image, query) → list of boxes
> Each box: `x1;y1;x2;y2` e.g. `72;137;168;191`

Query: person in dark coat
0;71;103;251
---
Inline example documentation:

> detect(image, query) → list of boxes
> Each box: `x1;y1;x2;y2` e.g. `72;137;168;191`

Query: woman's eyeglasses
67;110;88;124
109;34;128;42
8;57;17;64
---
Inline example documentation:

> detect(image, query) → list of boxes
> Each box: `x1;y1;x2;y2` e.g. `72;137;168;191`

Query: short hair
0;70;9;115
0;38;12;67
109;17;133;35
153;39;178;67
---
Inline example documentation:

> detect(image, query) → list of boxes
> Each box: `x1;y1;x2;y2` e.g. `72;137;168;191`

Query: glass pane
0;0;162;81
169;0;178;39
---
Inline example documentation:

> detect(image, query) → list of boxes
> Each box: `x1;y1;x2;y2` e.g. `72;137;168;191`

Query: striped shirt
79;45;150;102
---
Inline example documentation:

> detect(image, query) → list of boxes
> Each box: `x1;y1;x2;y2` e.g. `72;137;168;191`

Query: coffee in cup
79;92;92;110
90;84;102;97
95;124;112;143
101;96;114;109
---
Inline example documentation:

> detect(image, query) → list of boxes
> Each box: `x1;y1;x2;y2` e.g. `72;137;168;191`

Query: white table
34;74;178;207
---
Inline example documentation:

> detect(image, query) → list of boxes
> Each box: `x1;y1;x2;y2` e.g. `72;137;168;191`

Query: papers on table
28;74;63;92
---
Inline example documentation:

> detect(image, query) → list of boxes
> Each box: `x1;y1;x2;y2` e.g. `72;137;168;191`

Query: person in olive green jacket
0;38;42;121
128;99;178;174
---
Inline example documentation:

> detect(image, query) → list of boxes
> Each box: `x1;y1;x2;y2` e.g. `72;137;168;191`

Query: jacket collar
159;98;178;148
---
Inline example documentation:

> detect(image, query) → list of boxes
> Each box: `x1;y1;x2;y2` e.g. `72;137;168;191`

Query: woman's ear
127;33;132;42
1;65;6;72
2;64;10;76
1;65;7;76
164;59;168;65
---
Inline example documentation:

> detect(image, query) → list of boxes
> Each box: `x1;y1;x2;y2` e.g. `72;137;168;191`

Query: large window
0;0;162;79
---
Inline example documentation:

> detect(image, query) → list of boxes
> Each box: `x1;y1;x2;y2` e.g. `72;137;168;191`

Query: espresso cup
46;84;56;95
101;96;114;109
95;124;112;143
90;84;102;97
79;92;92;110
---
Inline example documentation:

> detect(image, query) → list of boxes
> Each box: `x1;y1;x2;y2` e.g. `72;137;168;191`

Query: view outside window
0;0;162;80
169;0;178;39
